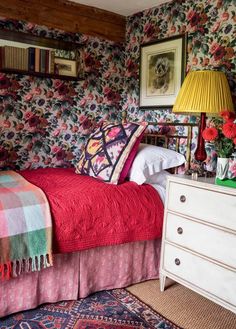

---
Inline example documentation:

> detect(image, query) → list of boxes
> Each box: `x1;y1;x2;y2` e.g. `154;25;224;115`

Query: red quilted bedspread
20;168;164;253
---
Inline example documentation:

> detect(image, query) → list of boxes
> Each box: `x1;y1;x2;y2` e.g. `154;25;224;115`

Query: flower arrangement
202;110;236;158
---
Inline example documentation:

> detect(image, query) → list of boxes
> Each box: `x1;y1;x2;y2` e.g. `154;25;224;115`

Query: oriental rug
0;289;181;329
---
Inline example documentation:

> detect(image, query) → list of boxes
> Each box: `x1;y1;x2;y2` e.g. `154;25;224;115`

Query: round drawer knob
180;195;186;203
175;258;181;266
177;227;183;234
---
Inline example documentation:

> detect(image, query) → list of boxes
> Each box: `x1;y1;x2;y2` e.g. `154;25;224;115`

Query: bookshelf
0;29;84;81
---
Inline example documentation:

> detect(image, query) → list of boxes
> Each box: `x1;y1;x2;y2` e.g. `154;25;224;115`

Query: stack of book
0;46;55;74
28;47;55;74
0;46;28;71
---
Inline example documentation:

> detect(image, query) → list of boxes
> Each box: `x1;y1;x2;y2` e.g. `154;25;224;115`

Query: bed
0;122;196;318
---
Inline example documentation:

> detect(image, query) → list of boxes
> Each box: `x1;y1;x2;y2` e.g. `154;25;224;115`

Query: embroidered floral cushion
76;122;147;184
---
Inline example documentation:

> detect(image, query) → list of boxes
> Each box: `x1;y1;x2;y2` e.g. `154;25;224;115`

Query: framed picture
139;34;187;108
54;57;77;77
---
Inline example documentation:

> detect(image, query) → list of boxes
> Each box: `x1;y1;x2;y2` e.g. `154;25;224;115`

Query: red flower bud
222;122;236;139
202;127;218;141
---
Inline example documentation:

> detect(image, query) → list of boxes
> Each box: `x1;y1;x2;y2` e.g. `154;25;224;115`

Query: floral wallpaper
124;0;236;168
1;0;236;170
0;18;124;169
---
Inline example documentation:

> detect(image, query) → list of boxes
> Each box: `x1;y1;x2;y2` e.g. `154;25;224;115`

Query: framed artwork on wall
54;57;77;77
139;34;187;108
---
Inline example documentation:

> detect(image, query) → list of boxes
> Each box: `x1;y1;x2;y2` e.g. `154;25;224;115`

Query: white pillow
145;170;171;187
129;143;185;185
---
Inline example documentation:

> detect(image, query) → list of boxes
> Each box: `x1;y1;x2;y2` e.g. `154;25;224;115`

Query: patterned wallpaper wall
0;18;124;169
1;0;236;170
124;0;236;164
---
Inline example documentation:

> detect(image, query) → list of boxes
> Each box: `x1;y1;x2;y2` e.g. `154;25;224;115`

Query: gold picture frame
139;34;187;108
54;57;77;77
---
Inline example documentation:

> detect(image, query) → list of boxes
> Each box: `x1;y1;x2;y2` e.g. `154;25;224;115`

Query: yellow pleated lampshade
173;70;234;114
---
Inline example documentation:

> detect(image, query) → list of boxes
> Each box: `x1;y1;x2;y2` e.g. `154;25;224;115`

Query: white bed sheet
149;183;166;204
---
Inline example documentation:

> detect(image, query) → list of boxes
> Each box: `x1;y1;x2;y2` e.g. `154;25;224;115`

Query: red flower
189;13;201;27
213;46;226;60
0;74;10;89
84;54;95;67
220;110;236;122
28;115;40;127
56;149;66;160
58;84;69;96
82;118;93;130
0;148;8;161
222;122;236;139
202;127;218;141
144;23;155;37
126;59;137;73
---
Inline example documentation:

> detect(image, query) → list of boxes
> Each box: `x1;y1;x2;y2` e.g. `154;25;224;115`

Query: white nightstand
160;175;236;314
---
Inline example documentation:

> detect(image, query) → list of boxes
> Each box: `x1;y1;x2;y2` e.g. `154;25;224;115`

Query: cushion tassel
35;256;38;271
6;261;11;280
0;261;12;280
0;264;3;280
38;256;41;271
0;255;53;280
12;260;17;277
43;255;47;269
25;258;30;272
18;259;23;276
31;257;36;272
47;253;53;266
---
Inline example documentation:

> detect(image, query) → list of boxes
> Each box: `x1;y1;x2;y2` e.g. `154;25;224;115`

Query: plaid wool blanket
0;171;53;280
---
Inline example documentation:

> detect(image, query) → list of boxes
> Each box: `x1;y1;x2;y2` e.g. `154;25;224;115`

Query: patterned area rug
0;289;181;329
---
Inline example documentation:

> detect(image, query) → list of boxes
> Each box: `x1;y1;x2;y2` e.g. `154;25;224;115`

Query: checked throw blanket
0;171;53;280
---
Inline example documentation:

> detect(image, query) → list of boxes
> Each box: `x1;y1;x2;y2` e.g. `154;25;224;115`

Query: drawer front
163;243;236;306
167;182;236;230
165;213;236;269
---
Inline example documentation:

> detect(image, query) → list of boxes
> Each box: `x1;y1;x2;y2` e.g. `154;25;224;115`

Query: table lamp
172;70;234;162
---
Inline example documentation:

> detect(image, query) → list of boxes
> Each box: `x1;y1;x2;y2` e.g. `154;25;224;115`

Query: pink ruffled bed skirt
0;239;161;318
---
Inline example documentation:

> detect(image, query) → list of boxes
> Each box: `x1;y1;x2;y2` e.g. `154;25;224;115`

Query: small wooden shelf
0;29;85;81
0;68;84;81
0;29;83;50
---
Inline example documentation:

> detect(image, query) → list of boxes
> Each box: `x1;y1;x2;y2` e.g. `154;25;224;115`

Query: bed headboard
143;122;198;170
121;111;198;170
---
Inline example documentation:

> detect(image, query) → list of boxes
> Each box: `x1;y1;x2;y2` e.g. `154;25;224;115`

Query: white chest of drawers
160;175;236;314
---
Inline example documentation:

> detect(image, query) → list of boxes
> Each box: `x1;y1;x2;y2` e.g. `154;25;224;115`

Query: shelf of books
0;45;80;80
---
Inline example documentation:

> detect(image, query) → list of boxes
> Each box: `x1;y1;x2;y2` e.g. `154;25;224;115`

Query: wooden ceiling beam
0;0;126;43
